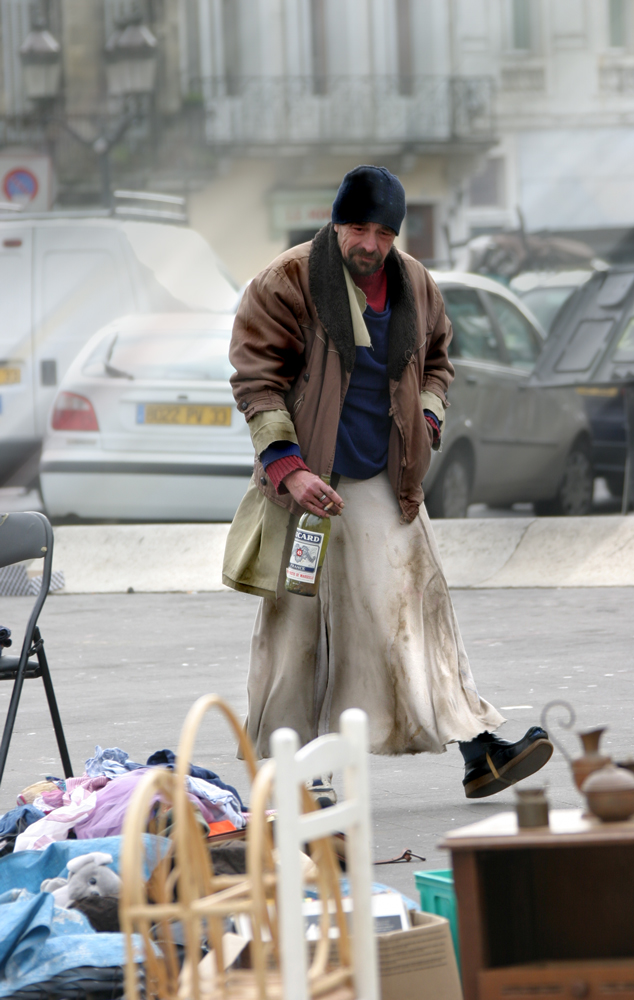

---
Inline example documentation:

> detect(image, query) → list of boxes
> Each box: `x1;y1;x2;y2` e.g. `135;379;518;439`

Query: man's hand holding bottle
283;470;345;517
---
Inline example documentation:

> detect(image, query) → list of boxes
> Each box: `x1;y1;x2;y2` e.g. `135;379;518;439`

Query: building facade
181;0;496;281
1;2;633;282
183;0;634;278
457;0;634;259
0;0;497;282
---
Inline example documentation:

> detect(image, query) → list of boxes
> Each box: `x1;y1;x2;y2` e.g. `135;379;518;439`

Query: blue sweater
260;302;394;480
332;301;392;480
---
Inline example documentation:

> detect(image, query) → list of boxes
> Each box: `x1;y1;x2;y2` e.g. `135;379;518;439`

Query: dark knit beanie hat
332;165;406;235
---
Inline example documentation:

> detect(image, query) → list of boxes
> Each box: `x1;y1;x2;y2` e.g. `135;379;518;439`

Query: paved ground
1;588;632;903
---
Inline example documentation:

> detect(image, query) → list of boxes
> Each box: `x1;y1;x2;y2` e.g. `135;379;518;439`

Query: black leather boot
462;726;553;799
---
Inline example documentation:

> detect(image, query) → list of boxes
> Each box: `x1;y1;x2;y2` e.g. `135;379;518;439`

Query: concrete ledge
430;518;534;587
433;516;634;588
52;524;230;593
49;516;634;593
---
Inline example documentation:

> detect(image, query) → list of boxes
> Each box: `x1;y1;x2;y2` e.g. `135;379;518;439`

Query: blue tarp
0;889;132;996
0;835;168;995
0;834;168;895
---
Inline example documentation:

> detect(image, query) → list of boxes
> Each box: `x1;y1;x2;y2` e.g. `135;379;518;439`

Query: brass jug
541;701;611;792
571;727;611;791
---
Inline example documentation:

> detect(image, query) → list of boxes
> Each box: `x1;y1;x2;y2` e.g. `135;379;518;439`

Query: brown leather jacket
230;223;454;522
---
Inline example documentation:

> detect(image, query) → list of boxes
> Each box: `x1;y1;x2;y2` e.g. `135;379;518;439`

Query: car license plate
0;367;20;385
138;403;232;426
575;386;619;398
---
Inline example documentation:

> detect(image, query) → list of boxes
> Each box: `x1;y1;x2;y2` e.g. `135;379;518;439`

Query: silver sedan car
39;313;254;521
424;273;593;518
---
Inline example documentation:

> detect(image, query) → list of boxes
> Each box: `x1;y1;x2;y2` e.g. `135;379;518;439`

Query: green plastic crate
414;869;460;969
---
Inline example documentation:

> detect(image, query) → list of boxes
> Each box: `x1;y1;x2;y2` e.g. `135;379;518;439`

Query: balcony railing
600;61;634;94
199;75;495;147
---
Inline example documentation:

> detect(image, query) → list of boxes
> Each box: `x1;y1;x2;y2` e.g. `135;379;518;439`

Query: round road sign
3;168;39;204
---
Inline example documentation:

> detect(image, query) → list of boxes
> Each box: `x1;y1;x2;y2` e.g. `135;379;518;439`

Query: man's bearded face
334;222;396;275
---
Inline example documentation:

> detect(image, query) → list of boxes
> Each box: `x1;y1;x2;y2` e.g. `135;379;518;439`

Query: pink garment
73;767;227;839
14;786;98;851
20;766;239;848
193;796;232;828
66;774;109;794
40;774;108;813
74;769;152;840
39;789;64;812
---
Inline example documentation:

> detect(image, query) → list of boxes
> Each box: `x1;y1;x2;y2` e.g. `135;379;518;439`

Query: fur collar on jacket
308;222;418;381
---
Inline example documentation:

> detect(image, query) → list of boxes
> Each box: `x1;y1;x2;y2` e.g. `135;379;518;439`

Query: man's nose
359;233;379;253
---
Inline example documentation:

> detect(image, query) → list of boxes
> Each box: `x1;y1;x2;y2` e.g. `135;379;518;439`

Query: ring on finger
318;493;328;502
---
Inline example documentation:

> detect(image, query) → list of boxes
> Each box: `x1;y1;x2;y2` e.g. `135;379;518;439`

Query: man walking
223;165;552;799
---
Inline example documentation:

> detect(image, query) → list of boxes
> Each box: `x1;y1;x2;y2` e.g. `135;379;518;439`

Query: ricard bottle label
286;527;325;584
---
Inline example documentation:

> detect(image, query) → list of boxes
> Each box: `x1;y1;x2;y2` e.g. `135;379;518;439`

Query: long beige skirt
245;471;505;758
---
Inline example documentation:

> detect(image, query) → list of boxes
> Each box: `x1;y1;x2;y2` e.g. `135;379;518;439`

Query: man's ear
333;224;339;233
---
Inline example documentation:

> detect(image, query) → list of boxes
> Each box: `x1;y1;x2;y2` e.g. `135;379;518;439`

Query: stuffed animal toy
40;851;121;908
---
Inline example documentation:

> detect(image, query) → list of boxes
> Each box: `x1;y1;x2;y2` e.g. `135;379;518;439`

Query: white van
0;214;238;481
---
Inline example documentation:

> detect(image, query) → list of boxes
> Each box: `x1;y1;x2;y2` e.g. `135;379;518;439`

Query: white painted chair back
271;708;379;1000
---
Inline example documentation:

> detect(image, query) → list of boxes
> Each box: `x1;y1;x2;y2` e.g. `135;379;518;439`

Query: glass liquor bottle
285;476;332;597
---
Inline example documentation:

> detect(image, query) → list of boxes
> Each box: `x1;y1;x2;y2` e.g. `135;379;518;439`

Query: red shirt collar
351;265;388;312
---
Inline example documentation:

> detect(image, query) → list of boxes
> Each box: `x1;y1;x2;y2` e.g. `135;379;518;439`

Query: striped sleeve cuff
265;455;309;494
260;441;302;469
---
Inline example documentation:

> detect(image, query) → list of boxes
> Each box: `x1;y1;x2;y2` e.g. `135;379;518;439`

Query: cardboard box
378;910;463;1000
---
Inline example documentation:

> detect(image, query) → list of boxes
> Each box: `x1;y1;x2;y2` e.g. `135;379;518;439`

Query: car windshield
610;316;634;364
83;329;234;381
442;287;502;362
554;320;614;373
520;287;576;333
487;293;542;369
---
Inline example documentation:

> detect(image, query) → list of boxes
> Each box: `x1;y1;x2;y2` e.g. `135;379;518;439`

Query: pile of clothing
0;836;168;997
0;746;247;996
0;744;246;856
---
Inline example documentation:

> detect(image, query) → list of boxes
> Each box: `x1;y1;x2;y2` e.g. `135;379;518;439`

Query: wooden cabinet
441;810;634;1000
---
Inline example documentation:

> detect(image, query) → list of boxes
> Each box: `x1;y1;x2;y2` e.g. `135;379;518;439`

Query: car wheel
426;452;471;518
534;445;593;517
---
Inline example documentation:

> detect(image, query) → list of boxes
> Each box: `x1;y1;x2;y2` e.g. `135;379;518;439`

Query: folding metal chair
0;511;73;785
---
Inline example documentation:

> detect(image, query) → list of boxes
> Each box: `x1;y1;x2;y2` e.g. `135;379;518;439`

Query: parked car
531;266;634;501
510;270;593;334
39;314;254;522
41;277;595;524
0;211;238;483
424;272;594;518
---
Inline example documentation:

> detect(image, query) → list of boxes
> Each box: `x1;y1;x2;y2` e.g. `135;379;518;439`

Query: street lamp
105;16;158;99
19;1;61;104
96;9;158;207
18;0;159;209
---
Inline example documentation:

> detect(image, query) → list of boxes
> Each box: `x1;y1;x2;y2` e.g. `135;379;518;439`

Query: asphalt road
1;588;632;904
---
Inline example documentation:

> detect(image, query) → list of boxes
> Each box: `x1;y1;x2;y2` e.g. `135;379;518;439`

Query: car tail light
52;392;99;431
